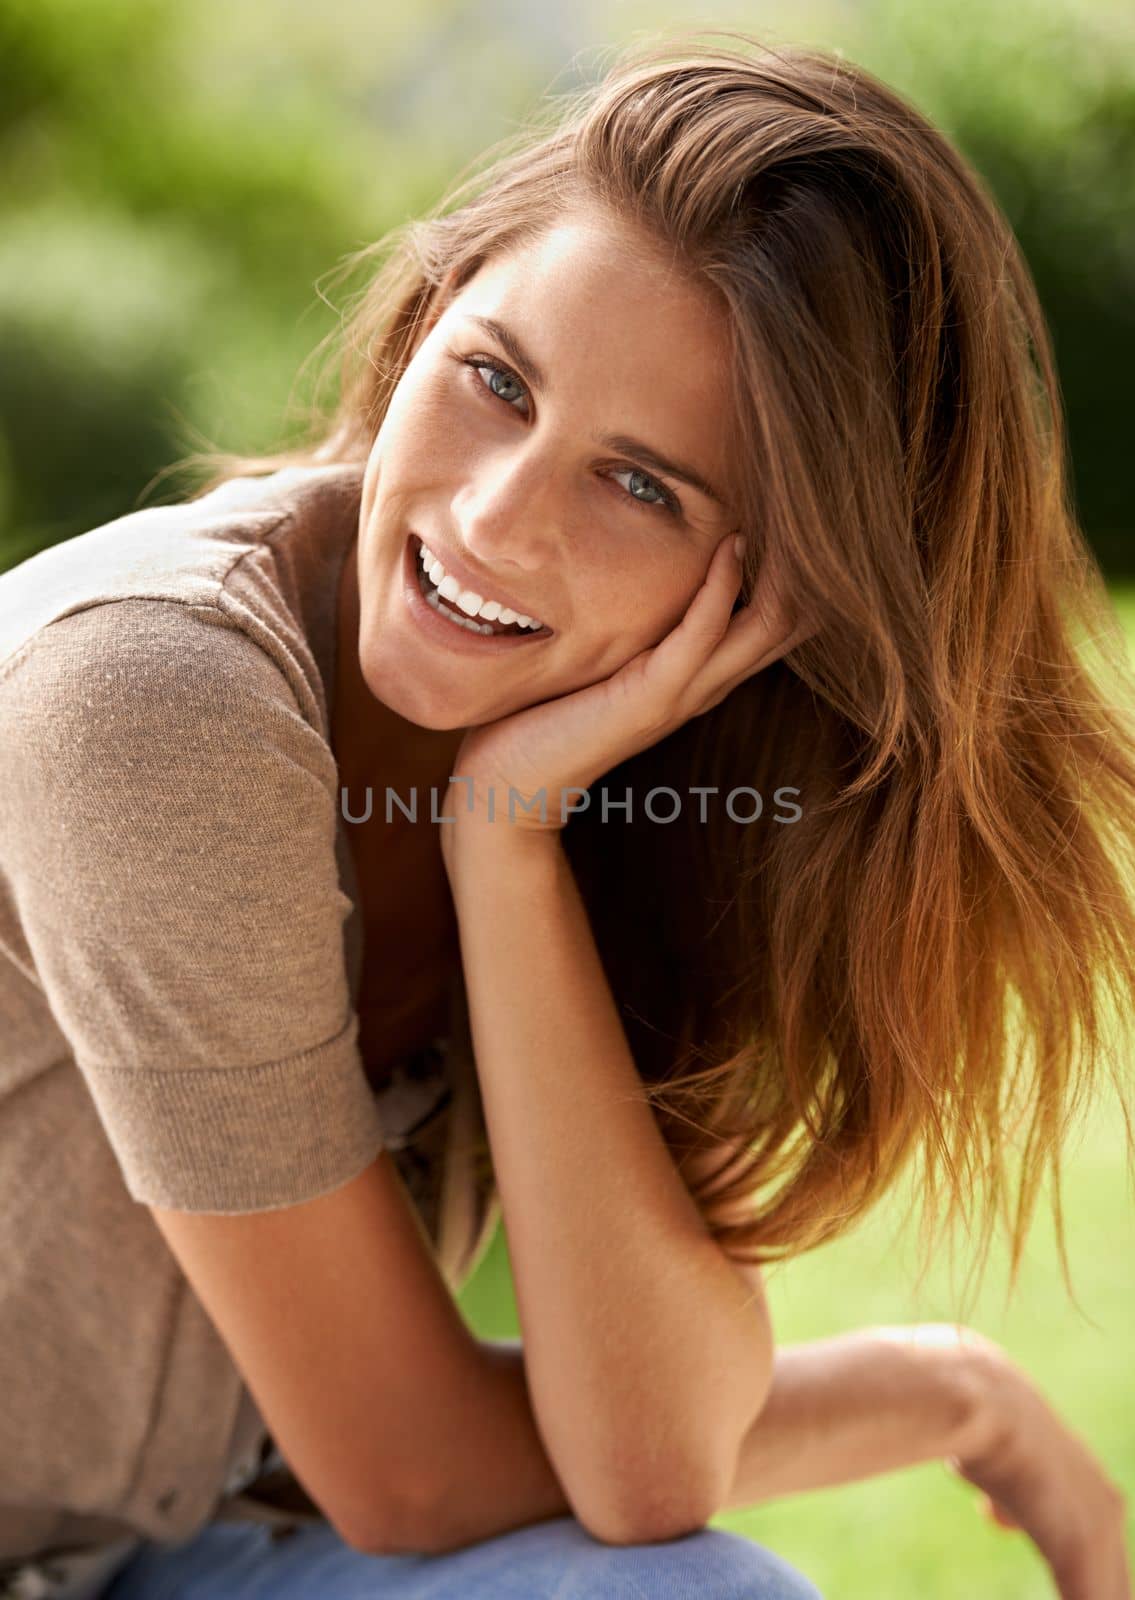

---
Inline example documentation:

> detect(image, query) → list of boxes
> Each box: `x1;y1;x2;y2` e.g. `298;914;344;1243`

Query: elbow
584;1348;770;1546
340;1471;453;1558
583;1498;717;1549
573;1459;724;1549
565;1360;762;1549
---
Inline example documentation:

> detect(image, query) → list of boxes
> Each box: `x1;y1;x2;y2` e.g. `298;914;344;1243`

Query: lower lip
402;535;554;655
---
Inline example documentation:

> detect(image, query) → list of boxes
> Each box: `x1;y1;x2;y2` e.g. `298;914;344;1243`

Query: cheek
378;369;454;461
638;564;705;641
578;593;675;678
416;408;477;487
575;559;701;665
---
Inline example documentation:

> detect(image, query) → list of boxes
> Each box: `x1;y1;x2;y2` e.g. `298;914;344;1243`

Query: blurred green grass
457;585;1135;1599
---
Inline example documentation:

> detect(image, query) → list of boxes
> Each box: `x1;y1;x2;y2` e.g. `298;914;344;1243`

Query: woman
1;30;1132;1600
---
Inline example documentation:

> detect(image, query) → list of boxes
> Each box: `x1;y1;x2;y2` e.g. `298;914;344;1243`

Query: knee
610;1523;824;1600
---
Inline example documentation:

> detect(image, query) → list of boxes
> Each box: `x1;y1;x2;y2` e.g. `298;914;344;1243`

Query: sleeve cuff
80;1013;387;1214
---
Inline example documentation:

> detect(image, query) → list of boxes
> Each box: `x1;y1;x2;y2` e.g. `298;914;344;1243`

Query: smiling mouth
410;535;552;639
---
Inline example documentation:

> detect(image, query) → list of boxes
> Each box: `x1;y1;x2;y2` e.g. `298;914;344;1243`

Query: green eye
459;354;682;518
463;356;530;414
607;466;679;515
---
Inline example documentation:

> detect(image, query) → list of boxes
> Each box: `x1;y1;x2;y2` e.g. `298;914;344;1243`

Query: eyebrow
464;314;729;509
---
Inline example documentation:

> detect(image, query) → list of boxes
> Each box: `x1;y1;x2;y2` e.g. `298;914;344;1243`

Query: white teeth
424;588;495;634
418;543;545;631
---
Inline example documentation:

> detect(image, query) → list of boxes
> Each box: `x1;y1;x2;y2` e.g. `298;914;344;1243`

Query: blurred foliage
843;0;1135;575
0;0;1131;573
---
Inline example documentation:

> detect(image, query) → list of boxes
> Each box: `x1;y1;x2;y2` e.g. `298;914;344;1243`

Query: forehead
448;212;738;502
457;213;732;375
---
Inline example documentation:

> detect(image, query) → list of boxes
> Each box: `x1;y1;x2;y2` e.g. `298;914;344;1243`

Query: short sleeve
0;599;385;1213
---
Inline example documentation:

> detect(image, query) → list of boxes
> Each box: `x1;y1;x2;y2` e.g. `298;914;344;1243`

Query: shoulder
2;595;317;761
0;460;362;691
0;599;340;888
0;481;288;679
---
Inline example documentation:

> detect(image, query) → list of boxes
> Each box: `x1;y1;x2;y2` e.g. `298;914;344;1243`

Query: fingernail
733;535;745;561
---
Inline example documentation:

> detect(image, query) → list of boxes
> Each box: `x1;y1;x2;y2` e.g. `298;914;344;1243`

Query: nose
451;444;560;575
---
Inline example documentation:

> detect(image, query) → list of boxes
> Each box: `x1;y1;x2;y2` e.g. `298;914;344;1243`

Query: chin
365;666;468;733
406;701;468;733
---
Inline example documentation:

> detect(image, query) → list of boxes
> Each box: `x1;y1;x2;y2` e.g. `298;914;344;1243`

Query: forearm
722;1325;989;1509
424;1327;986;1555
413;1337;572;1554
444;826;773;1538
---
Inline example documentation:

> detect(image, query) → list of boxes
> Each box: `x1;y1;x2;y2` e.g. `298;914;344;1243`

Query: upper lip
412;534;551;632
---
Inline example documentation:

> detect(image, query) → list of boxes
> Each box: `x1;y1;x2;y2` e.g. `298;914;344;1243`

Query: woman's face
354;205;740;732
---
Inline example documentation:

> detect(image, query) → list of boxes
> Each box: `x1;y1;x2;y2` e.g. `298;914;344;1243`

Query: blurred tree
845;0;1135;573
0;0;1131;574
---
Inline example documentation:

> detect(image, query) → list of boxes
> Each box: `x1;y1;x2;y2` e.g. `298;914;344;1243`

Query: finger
684;559;815;711
686;532;750;638
654;533;782;678
643;533;817;729
637;533;748;698
730;546;809;658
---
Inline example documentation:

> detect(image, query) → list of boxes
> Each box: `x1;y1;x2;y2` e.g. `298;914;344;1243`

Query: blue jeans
101;1515;824;1598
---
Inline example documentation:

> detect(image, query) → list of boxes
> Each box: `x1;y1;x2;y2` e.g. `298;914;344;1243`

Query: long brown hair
162;30;1135;1317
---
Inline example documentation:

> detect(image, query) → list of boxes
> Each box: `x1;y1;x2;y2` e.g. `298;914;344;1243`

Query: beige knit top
0;462;498;1565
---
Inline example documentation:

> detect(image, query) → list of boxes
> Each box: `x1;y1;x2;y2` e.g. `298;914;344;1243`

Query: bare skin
329;199;743;1074
323;203;1131;1590
344;203;741;746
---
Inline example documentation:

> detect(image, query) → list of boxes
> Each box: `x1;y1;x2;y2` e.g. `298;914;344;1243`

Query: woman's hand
440;531;812;856
945;1334;1130;1599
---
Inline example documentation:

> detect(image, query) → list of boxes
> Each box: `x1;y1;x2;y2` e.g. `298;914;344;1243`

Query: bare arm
719;1323;990;1508
443;825;774;1542
414;1326;986;1555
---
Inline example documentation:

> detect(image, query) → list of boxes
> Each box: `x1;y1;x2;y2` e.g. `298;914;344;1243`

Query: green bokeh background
2;1;1132;1592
